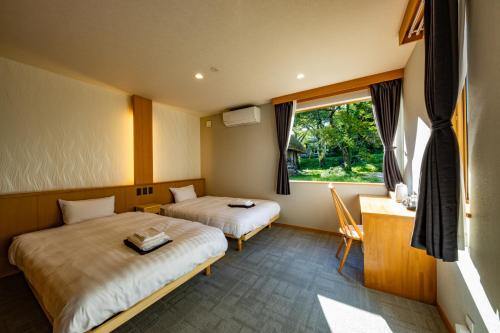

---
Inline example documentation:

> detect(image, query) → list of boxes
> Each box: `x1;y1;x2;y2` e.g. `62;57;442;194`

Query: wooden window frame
271;69;404;105
452;85;469;203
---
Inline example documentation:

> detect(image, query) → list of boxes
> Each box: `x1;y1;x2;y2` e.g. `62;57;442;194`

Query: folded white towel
134;226;164;242
127;234;171;251
228;199;254;207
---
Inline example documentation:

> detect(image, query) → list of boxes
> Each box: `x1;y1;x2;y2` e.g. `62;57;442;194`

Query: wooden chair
329;185;364;273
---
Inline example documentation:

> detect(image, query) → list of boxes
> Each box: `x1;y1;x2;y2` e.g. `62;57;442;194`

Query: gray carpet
0;225;447;333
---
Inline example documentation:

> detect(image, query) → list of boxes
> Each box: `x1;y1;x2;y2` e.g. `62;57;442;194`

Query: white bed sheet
8;212;227;333
160;196;281;238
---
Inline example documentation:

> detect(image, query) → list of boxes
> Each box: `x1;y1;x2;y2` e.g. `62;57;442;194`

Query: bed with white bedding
160;196;280;250
8;212;227;333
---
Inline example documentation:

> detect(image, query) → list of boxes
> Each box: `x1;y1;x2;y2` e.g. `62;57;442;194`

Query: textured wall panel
153;102;200;182
0;57;134;193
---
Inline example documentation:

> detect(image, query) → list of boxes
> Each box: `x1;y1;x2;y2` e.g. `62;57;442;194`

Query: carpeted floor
0;225;447;333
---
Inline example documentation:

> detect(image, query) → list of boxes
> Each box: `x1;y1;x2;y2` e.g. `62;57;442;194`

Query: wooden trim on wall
452;87;469;202
132;95;153;185
0;178;205;278
271;69;404;105
399;0;424;45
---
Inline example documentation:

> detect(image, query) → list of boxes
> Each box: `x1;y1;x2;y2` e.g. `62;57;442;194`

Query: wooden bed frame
225;214;280;251
28;253;224;333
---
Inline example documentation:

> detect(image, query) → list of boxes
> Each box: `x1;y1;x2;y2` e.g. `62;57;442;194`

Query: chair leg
336;238;345;258
338;238;353;273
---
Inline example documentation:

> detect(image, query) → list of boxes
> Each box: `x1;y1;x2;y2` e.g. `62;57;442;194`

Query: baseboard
275;222;342;237
437;302;456;333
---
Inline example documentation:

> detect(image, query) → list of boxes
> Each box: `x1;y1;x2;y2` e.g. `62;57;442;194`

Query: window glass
288;100;384;183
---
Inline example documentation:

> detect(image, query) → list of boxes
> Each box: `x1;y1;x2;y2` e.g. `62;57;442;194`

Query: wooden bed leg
205;265;211;276
267;222;272;229
237;239;243;251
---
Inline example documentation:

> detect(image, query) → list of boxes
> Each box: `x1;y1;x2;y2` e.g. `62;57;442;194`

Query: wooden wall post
131;95;153;185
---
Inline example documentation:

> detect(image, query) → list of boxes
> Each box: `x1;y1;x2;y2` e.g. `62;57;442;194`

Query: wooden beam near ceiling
131;95;153;185
271;68;405;105
399;0;425;45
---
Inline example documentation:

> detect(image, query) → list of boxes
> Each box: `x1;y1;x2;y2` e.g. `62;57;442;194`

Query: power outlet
136;186;153;196
465;314;474;333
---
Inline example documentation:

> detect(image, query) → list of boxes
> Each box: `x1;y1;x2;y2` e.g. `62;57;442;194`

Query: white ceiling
0;0;415;115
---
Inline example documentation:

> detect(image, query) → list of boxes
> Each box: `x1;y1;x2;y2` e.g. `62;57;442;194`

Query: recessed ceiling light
195;73;204;79
296;73;305;80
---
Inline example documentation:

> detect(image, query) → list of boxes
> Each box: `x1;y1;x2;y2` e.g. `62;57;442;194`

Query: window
288;100;384;183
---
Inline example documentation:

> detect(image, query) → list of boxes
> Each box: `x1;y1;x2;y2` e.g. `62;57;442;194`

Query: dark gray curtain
370;79;404;191
275;102;294;195
411;0;460;262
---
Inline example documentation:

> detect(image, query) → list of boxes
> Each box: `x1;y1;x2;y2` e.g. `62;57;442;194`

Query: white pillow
170;185;197;203
58;196;115;225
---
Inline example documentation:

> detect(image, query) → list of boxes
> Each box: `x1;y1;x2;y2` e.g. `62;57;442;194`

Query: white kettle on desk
394;183;408;203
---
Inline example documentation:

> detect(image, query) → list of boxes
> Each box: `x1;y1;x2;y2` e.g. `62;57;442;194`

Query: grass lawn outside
290;154;384;183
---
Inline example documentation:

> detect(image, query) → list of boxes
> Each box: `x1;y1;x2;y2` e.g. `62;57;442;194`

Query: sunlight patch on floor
318;294;393;333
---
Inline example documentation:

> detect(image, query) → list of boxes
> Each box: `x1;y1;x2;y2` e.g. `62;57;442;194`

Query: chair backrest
330;186;363;241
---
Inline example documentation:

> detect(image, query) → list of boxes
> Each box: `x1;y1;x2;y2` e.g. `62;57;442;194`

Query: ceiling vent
222;106;261;127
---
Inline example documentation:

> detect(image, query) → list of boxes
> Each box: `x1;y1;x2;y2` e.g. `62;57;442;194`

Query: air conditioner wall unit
222;106;261;127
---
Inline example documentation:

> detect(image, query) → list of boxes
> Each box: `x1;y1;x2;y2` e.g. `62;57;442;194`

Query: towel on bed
134;226;165;242
228;199;255;208
126;233;171;251
228;203;256;208
123;238;172;255
228;199;254;206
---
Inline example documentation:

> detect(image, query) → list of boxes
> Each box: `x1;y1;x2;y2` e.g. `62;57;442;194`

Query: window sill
290;180;385;186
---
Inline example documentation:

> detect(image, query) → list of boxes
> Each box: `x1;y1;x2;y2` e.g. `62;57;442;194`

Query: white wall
0;57;200;193
466;0;500;323
402;41;430;194
153;102;200;182
438;256;491;333
200;103;387;232
0;57;134;193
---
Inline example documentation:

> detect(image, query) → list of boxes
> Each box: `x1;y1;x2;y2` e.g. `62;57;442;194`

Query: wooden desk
360;195;436;304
